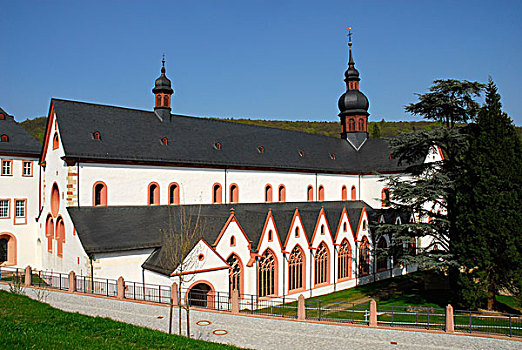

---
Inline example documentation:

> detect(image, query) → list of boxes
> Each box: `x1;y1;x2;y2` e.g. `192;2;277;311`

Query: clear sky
1;0;521;125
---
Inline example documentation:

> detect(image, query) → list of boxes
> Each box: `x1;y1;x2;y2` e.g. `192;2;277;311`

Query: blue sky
1;1;521;125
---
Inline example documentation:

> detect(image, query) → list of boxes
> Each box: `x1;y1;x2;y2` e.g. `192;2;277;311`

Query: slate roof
52;99;417;174
0;107;41;156
68;201;389;276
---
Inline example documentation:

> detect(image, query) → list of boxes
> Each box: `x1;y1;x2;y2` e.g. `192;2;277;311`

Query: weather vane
347;27;352;46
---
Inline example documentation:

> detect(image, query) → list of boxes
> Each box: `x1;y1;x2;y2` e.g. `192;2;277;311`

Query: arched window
148;183;160;205
377;238;388;272
258;249;276;297
265;184;273;203
349;118;355;131
93;182;107;206
288;246;304;291
351;186;356;200
278;185;286;202
230;236;235;247
213;183;222;204
161;137;168;145
359;237;370;276
46;215;54;253
341;186;347;201
362;220;367;230
227;254;242;294
358;118;364;131
320;225;325;235
51;183;60;217
314;242;329;285
93;131;101;140
318;185;324;201
338;239;352;279
295;226;299;238
169;183;180;205
0;234;16;265
163;95;169;106
307;185;313;202
56;217;65;257
0;134;8;142
381;188;390;207
53;132;59;150
229;184;238;203
343;222;347;232
267;230;273;242
0;238;7;263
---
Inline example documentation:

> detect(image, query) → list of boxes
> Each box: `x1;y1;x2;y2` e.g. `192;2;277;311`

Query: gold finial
347;27;353;47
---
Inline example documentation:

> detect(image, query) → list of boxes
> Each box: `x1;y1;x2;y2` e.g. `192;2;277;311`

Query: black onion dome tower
338;31;370;149
153;57;174;120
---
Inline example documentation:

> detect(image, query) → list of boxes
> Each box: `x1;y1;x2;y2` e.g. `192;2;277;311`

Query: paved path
2;284;520;350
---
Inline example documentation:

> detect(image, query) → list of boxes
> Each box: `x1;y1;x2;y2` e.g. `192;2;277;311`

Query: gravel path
2;285;520;350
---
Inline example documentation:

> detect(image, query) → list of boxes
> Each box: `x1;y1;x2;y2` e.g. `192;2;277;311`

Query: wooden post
117;276;125;299
24;266;32;287
68;271;76;292
171;282;179;306
231;288;240;314
297;294;306;320
369;299;377;327
445;304;454;333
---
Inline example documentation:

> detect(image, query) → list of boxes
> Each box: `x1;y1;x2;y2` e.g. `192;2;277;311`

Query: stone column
369;299;377;327
24;266;32;287
171;282;179;306
68;271;76;292
445;304;454;333
231;288;240;314
117;276;125;299
297;294;306;320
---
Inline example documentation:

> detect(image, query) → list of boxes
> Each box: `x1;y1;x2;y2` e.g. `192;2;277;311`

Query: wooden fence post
445;304;454;333
68;271;76;292
297;294;306;320
117;276;125;299
369;299;377;327
24;266;32;287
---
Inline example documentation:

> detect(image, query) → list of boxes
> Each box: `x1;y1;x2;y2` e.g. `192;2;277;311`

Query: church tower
152;57;174;120
338;31;370;149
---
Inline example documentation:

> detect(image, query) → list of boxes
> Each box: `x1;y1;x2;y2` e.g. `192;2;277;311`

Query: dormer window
0;134;8;142
214;142;222;150
93;131;101;140
161;137;168;145
257;146;264;153
0;114;4;120
299;150;305;157
330;153;336;160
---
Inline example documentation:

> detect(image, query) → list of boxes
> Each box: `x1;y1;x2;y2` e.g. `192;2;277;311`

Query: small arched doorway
187;282;213;308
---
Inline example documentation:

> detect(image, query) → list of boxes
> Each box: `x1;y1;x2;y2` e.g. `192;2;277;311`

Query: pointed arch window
342;186;347;201
156;94;162;107
163;95;169;106
46;215;54;253
348;118;355;131
359;237;370;276
351;185;357;200
51;183;60;217
307;185;313;202
314;242;329;285
56;217;65;257
265;184;273;203
53;132;59;150
267;230;273;242
338;239;352;279
258;250;276;297
148;183;160;205
288;246;304;291
227;254;242;294
169;183;180;205
212;183;222;204
93;182;107;206
278;185;286;202
318;185;324;201
358;118;365;131
229;184;238;203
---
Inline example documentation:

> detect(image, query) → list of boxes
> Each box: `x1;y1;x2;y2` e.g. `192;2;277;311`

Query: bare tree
160;205;204;338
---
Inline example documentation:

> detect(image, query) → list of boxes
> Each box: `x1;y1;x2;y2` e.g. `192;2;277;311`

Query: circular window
198;254;204;261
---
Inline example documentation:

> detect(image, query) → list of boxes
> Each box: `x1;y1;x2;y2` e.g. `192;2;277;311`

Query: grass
0;290;243;350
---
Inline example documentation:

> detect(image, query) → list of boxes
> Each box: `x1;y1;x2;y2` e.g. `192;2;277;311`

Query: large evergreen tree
453;79;522;309
375;80;484;271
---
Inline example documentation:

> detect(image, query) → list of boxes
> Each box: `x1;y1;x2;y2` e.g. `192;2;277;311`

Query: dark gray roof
52;99;414;173
0;108;41;156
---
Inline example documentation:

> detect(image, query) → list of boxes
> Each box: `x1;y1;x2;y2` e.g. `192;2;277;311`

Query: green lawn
0;290;243;350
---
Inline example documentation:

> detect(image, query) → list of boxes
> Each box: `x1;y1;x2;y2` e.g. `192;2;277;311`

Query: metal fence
185;289;231;311
124;281;170;304
455;310;522;337
305;300;370;324
377;305;445;330
76;275;118;297
239;294;298;318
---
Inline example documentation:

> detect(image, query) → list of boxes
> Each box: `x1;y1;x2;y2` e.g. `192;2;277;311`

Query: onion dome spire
153;56;174;95
344;31;360;83
153;55;174;120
